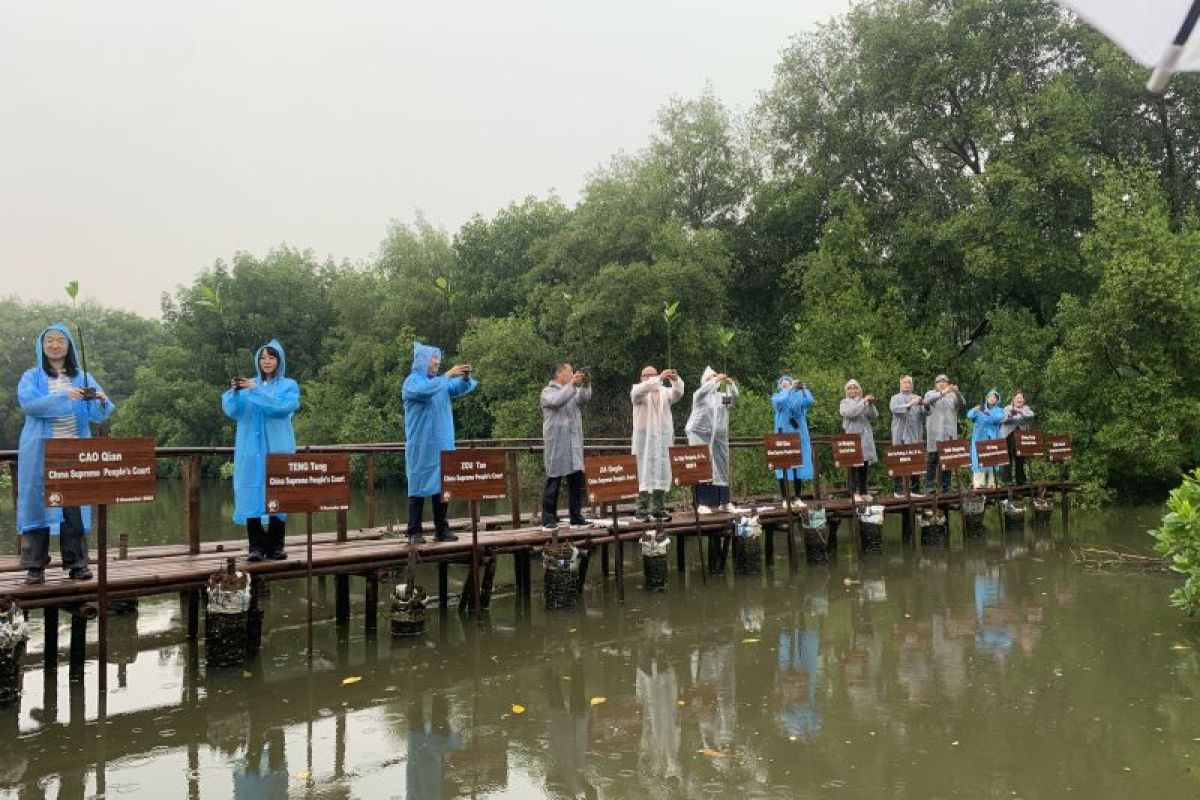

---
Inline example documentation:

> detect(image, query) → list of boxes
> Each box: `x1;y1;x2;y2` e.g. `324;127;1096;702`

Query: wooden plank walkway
0;482;1072;610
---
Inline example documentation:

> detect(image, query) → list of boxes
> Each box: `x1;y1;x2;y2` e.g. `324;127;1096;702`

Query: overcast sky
0;0;850;318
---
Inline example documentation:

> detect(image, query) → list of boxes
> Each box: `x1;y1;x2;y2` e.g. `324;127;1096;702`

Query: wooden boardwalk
0;482;1072;612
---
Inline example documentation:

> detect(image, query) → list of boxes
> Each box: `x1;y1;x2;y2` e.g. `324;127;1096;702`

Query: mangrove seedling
63;281;98;400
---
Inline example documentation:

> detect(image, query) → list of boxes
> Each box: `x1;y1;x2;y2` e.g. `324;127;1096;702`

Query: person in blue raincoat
967;388;1006;490
17;322;116;584
402;342;477;543
771;376;813;505
221;340;300;561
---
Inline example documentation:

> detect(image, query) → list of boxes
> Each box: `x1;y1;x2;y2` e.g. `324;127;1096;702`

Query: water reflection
2;508;1195;799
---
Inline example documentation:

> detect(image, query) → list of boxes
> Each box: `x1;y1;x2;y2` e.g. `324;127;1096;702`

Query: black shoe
434;531;459;543
69;567;93;581
652;511;672;523
634;511;651;522
408;533;427;545
24;569;45;585
269;550;287;560
247;550;265;562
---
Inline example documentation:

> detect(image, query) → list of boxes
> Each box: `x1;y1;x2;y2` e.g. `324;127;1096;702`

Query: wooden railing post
364;454;376;530
183;454;202;555
506;450;522;528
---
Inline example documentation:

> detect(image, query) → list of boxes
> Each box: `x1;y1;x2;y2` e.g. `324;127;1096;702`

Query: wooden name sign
936;439;972;471
831;433;864;469
266;453;350;513
975;438;1010;468
1014;430;1043;457
44;437;156;507
763;433;803;472
584;454;639;502
1047;435;1074;462
440;449;508;502
885;443;927;478
670;445;713;486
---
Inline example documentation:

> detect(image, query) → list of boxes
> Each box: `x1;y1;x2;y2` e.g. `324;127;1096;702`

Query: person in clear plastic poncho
540;361;593;531
684;366;738;513
630;365;684;522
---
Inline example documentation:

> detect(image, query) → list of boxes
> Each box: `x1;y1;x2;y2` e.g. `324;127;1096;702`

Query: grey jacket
839;397;879;464
541;382;591;478
922;388;965;452
889;391;926;445
998;404;1035;439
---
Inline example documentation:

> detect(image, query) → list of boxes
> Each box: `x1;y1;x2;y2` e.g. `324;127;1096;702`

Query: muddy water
2;505;1199;799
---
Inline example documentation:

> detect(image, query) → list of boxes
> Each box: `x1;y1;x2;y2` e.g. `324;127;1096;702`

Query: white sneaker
853;493;867;503
541;523;560;532
893;492;905;499
910;492;925;498
793;499;809;510
696;505;713;515
570;519;595;530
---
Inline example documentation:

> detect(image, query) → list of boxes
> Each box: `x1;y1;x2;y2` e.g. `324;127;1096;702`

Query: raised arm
630;377;662;404
575;384;592;406
403;374;449;402
839;397;870;420
667;377;685;404
243;380;301;418
541;383;578;410
447;375;478;399
17;371;73;419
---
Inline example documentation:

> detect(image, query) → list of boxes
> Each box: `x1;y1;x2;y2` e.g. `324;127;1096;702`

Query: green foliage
1151;470;1200;614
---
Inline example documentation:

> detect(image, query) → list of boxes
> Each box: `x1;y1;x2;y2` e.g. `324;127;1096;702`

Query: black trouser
542;470;585;525
892;474;922;494
778;476;804;501
696;483;730;507
924;453;953;492
850;465;870;495
408;495;449;537
1005;434;1027;485
20;506;88;571
247;516;285;556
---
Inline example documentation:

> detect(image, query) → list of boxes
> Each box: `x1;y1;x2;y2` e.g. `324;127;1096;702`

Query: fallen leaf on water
590;697;607;706
511;704;526;714
1173;644;1191;650
697;747;727;758
295;771;312;780
341;676;362;686
742;638;760;644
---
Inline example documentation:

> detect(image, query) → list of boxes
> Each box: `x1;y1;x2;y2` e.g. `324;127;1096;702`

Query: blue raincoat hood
967;387;1007;472
983;388;1001;407
255;339;288;381
16;322;115;535
776;375;795;389
36;321;79;370
410;342;441;377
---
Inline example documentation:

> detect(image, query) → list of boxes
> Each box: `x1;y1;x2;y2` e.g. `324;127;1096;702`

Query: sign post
1046;435;1074;529
441;450;508;614
584;455;639;601
832;433;865;550
266;452;351;659
885;443;927;543
764;433;804;571
44;437;157;693
670;445;712;581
